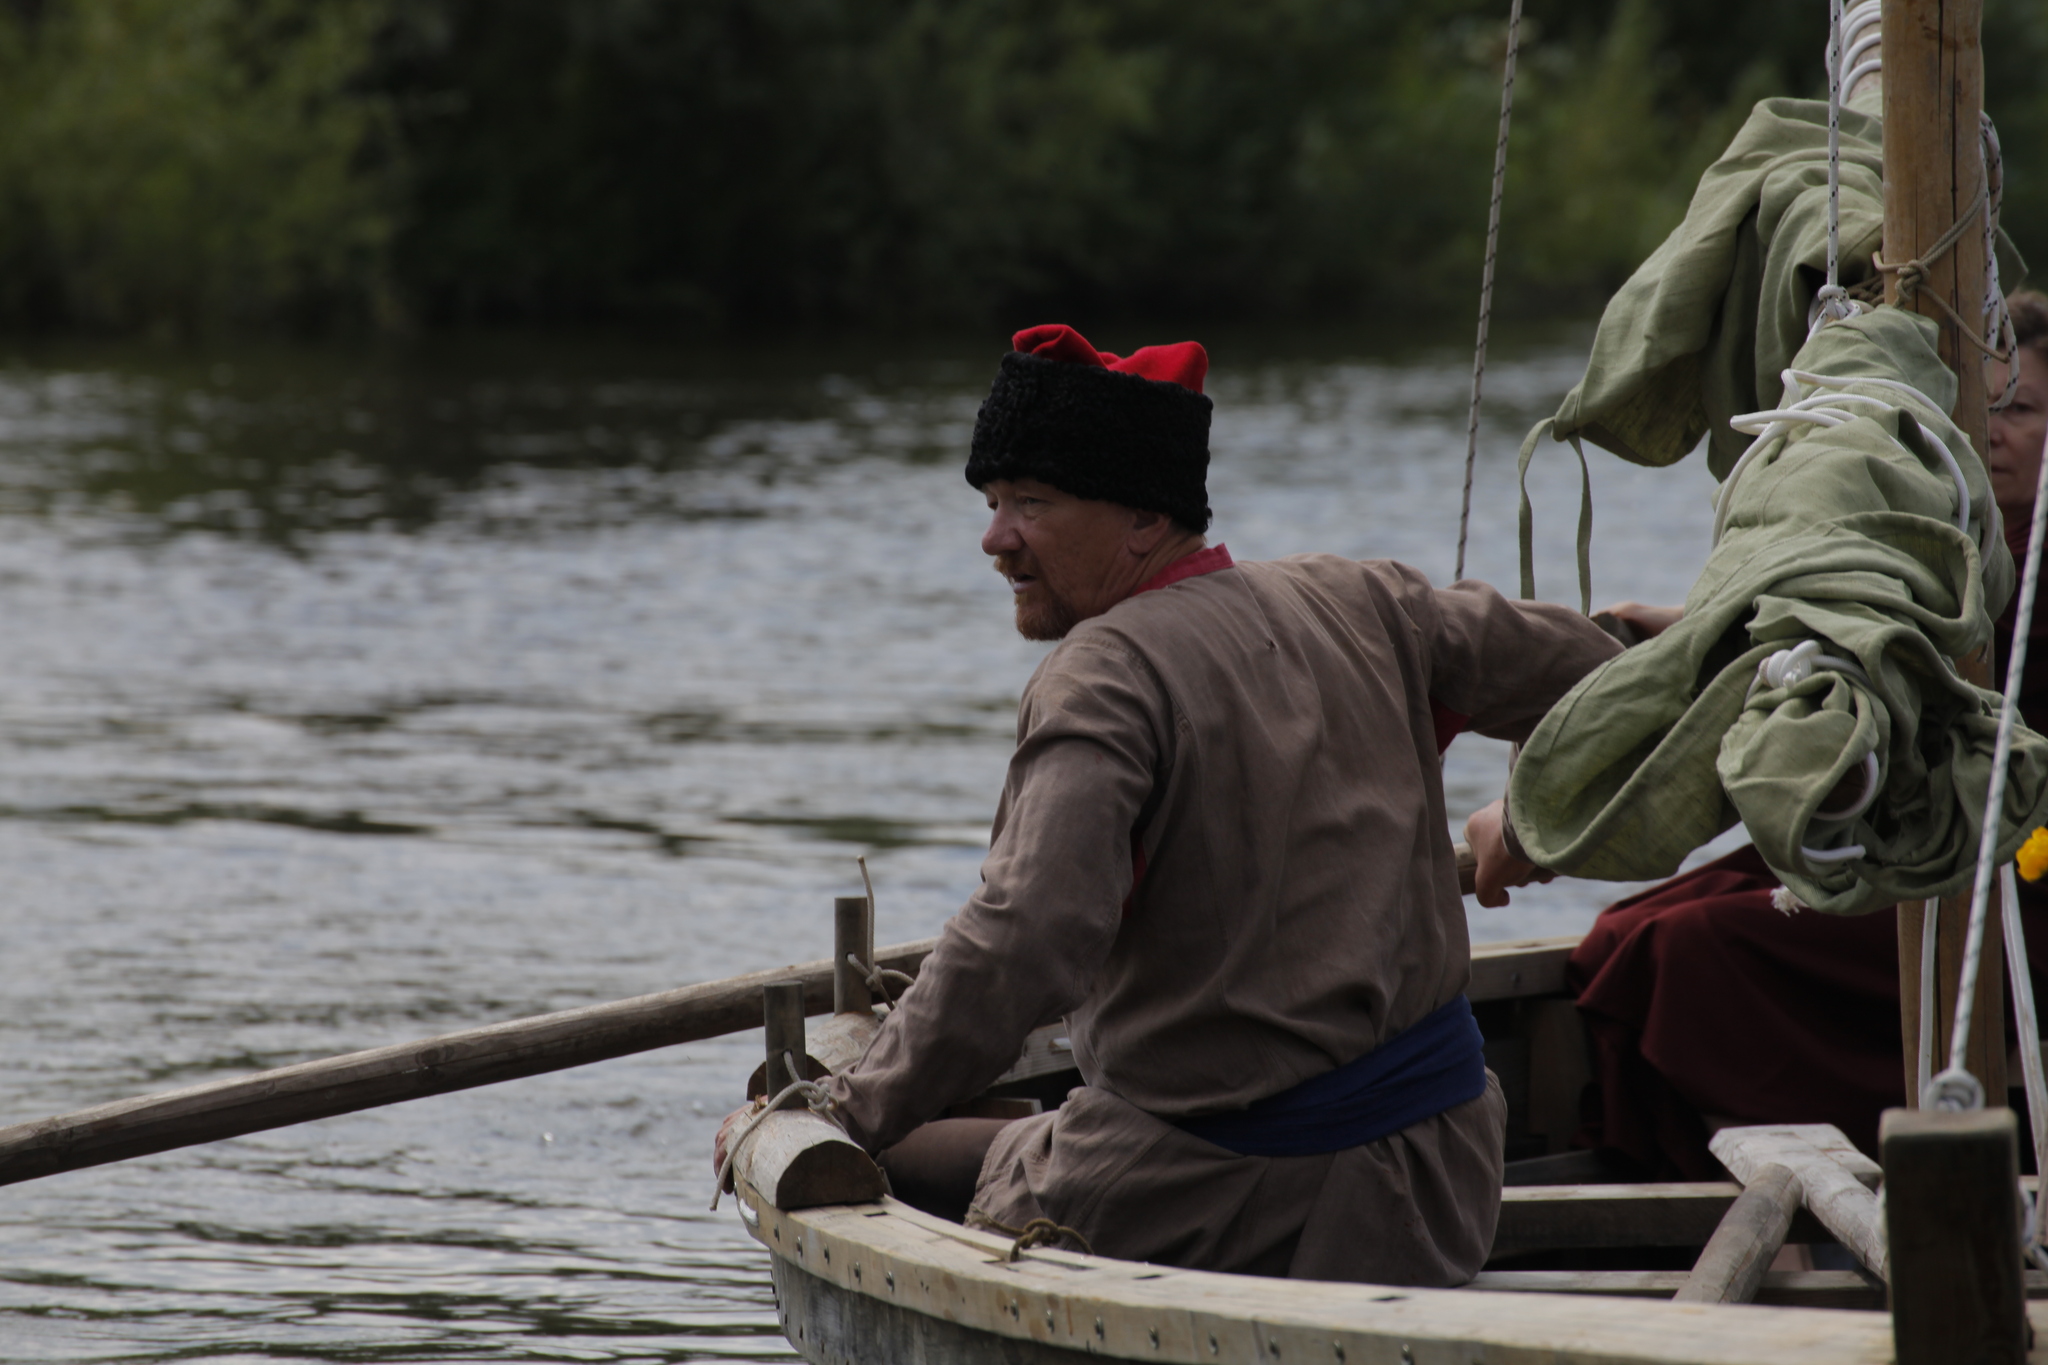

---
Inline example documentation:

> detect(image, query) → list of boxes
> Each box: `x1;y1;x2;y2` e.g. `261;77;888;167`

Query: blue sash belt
1173;995;1488;1158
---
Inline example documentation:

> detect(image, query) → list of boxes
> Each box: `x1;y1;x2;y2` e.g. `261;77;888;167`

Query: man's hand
1597;601;1683;641
712;1100;762;1191
1464;798;1553;908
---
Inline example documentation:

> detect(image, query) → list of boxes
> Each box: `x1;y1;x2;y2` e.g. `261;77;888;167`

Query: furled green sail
1506;97;2048;915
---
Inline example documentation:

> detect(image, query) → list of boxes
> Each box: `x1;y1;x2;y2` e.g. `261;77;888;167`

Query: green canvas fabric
1510;309;2046;914
1534;97;1885;479
1504;95;2048;916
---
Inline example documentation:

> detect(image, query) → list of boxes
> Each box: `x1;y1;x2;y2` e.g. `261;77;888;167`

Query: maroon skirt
1568;844;2048;1179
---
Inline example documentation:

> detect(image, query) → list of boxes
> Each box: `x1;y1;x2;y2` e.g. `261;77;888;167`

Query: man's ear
1126;506;1170;554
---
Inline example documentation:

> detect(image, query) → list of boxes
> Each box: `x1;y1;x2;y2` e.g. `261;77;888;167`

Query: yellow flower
2019;827;2048;883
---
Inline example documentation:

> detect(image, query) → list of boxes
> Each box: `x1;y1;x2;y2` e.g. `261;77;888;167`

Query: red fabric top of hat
1011;324;1208;395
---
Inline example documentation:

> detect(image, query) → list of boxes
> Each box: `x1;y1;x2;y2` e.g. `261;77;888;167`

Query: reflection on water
0;328;1719;1361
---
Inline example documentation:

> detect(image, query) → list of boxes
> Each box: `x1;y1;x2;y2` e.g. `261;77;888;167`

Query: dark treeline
0;0;2043;335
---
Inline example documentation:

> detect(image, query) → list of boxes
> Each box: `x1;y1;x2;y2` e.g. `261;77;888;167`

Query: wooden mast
1884;0;2007;1108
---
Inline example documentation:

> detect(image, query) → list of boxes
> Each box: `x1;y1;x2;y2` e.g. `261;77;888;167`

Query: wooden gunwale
740;1187;1963;1365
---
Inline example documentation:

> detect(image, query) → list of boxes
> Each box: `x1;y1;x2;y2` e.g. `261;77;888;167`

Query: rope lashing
1454;0;1524;583
709;1050;841;1211
1926;413;2048;1114
971;1214;1095;1261
847;853;912;1009
1982;112;2021;412
845;952;915;1010
1871;182;2013;366
1715;370;1979;552
1745;640;1882;867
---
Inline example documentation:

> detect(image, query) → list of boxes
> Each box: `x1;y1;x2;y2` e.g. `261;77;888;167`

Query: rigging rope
1928;418;2048;1113
1454;0;1523;582
1811;0;1857;329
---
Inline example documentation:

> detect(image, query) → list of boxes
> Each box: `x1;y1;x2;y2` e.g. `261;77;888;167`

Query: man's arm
1420;574;1625;740
1406;571;1626;905
824;638;1167;1155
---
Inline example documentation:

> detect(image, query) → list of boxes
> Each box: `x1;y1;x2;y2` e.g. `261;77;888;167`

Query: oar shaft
0;844;1483;1187
0;938;937;1187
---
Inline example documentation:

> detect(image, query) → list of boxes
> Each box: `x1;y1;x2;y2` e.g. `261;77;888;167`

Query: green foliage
0;0;396;331
0;0;2043;333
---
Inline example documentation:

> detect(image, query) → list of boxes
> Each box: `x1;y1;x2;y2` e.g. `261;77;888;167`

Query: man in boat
1561;290;2048;1179
720;321;1620;1284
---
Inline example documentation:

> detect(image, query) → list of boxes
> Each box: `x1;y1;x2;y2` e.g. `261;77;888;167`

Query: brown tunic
828;552;1621;1283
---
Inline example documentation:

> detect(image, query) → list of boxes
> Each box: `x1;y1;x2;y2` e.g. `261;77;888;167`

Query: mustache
993;554;1038;578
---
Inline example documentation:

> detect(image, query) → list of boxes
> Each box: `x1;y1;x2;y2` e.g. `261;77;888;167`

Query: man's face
980;478;1140;640
1990;346;2048;514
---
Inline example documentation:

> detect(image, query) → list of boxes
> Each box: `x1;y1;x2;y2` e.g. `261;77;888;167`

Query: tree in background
0;0;2040;334
0;0;396;331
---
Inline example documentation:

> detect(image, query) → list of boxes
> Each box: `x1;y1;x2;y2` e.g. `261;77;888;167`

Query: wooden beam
1706;1122;1883;1189
1884;0;2007;1108
1710;1125;1889;1281
737;1111;885;1211
1491;1182;1828;1260
1673;1163;1803;1304
1883;1106;2028;1364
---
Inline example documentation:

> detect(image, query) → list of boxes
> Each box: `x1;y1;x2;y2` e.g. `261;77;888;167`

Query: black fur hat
965;340;1213;534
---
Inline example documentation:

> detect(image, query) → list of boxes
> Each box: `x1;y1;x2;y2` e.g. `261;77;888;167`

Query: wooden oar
0;845;1483;1188
0;937;938;1188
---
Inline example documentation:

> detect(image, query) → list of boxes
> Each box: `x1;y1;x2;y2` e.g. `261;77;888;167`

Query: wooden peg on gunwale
834;895;873;1016
1881;1106;2027;1365
762;981;807;1096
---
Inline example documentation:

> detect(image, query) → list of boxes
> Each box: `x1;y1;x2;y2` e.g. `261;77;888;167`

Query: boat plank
1469;1269;1887;1310
745;1190;1920;1364
1469;935;1579;1002
1493;1182;1827;1258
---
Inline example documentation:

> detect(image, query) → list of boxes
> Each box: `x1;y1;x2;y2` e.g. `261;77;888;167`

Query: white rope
1840;0;1883;98
709;1050;839;1210
2001;872;2048;1263
1455;0;1523;583
857;854;877;964
1742;640;1881;867
1926;410;2048;1111
1715;371;1976;550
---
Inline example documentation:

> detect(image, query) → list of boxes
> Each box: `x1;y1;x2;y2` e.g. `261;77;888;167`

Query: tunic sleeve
826;634;1170;1155
1413;571;1623;743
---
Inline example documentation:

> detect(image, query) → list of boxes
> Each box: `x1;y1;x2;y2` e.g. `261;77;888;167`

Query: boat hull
771;1251;1100;1365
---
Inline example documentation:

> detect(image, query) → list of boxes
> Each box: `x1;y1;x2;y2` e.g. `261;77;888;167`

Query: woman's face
1990;345;2048;514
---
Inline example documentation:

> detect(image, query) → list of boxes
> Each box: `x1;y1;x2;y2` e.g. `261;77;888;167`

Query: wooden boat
727;6;2043;1355
729;923;2040;1365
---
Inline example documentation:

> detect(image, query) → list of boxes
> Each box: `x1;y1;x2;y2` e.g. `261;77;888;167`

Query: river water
0;327;1722;1362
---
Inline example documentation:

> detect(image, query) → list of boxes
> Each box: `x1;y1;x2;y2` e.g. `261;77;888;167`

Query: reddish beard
996;556;1082;641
